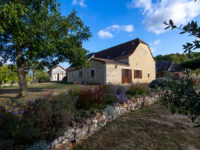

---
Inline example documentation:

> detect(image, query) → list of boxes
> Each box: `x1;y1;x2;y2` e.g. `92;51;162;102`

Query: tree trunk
16;47;28;97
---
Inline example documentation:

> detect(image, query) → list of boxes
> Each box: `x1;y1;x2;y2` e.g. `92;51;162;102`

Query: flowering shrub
76;85;128;110
111;86;128;104
77;87;104;110
0;94;73;149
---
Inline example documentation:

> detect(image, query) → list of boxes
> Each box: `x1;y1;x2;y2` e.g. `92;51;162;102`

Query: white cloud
72;0;87;7
128;0;200;34
98;30;113;39
98;24;134;39
154;39;161;45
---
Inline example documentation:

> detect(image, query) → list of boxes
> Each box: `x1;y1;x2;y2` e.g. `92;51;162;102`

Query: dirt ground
73;104;200;150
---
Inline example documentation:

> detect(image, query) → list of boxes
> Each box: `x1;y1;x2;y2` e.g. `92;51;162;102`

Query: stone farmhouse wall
67;43;156;85
67;60;105;84
49;94;159;150
128;43;156;83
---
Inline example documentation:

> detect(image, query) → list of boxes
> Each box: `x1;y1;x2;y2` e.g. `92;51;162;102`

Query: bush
160;70;200;126
0;94;73;149
149;77;169;89
126;84;150;98
76;85;128;110
35;71;50;83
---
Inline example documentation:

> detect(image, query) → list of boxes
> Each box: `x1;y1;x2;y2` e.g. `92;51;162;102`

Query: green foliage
68;87;81;99
160;71;200;126
0;1;91;67
26;74;32;83
180;56;200;70
164;19;200;53
155;53;189;64
35;71;50;83
149;77;169;89
0;65;19;85
0;65;10;85
126;84;150;98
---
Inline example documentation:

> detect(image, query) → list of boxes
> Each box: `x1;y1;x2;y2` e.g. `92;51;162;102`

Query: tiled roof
156;60;183;72
156;60;173;71
94;38;147;60
91;57;129;66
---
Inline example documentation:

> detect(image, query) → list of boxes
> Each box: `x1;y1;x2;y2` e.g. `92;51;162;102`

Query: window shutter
140;70;142;79
134;70;136;79
122;69;124;84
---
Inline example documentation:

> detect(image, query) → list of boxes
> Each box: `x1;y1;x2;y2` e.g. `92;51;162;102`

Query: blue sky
59;0;200;68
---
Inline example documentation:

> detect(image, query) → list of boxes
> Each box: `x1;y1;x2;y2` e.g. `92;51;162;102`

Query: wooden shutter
122;69;125;84
134;70;136;79
129;69;132;83
140;70;142;79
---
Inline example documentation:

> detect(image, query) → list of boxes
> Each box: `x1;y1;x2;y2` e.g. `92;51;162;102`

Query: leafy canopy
0;0;92;68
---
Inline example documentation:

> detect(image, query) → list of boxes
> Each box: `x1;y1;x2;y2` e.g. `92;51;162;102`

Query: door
122;69;132;84
57;74;59;81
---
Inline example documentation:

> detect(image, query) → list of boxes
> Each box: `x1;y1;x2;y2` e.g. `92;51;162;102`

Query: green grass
73;104;200;150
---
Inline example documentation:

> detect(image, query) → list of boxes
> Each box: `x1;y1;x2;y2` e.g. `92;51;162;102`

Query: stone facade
67;60;105;84
67;42;156;84
49;94;159;150
50;66;66;81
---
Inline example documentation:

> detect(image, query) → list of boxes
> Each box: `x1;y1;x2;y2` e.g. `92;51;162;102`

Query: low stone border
49;94;159;150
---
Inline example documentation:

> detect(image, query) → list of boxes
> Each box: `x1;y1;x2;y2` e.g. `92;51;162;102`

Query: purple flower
7;109;12;113
13;111;18;115
28;99;35;103
20;109;24;114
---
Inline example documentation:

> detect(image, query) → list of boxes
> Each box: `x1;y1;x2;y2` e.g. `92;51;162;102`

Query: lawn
72;104;200;150
0;82;84;106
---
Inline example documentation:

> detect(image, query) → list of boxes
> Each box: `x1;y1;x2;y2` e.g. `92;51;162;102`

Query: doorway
57;74;59;81
122;69;132;84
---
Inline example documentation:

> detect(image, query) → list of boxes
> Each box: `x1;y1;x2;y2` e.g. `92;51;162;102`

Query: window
91;70;94;77
134;70;142;79
147;72;150;77
79;71;82;77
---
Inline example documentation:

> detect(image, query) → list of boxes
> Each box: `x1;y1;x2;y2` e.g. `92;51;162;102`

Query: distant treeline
154;52;200;70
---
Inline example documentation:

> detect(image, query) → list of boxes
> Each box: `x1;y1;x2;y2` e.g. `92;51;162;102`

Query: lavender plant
112;86;128;104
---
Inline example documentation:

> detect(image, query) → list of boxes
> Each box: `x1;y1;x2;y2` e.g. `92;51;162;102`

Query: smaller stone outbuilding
49;66;66;81
156;60;184;78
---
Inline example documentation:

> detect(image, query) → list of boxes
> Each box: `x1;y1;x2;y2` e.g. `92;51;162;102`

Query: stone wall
67;60;105;84
49;94;159;150
128;43;156;83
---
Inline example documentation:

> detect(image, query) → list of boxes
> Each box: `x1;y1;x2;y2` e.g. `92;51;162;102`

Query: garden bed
0;84;157;150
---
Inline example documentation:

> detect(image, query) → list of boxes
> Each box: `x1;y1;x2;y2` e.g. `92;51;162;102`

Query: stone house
156;60;184;78
49;65;66;81
67;38;156;84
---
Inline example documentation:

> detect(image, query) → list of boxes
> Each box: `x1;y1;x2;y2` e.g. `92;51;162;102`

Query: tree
8;64;19;85
25;60;45;83
0;0;91;97
164;19;200;54
0;65;10;85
